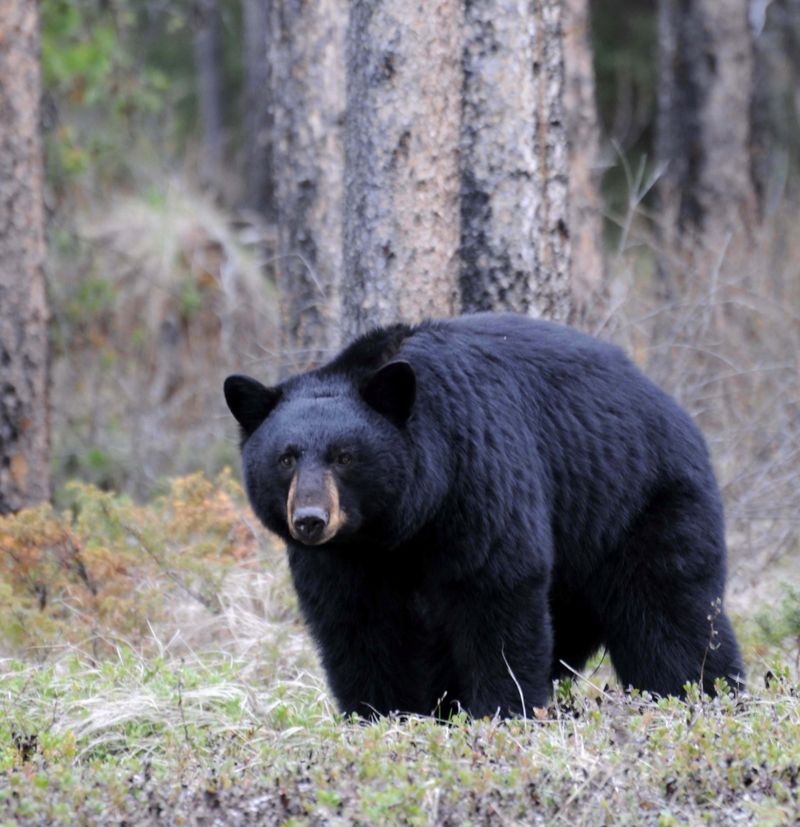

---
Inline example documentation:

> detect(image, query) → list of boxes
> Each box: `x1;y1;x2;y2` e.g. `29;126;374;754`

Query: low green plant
756;586;800;666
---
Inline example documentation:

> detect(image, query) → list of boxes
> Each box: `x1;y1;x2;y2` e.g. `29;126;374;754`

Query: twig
558;658;613;701
176;659;194;749
501;644;528;723
699;597;722;693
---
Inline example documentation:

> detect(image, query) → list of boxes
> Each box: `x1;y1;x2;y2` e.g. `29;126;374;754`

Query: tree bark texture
562;0;605;322
656;0;758;249
269;0;347;373
242;0;275;218
194;0;224;192
459;0;571;322
750;0;800;207
0;0;50;512
276;0;576;343
343;0;463;340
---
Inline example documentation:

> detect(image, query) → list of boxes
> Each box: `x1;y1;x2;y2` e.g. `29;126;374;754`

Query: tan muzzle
287;469;346;545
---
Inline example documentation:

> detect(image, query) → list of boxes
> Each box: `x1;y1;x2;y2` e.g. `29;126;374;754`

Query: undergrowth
0;475;798;825
0;472;269;657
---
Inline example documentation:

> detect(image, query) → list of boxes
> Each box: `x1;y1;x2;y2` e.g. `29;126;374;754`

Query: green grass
2;628;799;824
1;480;799;825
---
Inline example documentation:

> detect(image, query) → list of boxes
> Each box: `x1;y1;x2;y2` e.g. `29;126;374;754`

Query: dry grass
48;178;280;497
596;171;800;606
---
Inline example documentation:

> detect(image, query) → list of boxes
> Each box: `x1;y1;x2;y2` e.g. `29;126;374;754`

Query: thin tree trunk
563;0;605;324
241;0;274;218
0;0;50;512
269;0;347;373
194;0;224;192
656;0;758;252
750;0;800;209
459;0;571;322
342;0;463;340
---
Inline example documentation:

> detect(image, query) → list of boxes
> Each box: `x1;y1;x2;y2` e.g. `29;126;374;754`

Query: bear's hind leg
602;486;745;697
606;588;744;696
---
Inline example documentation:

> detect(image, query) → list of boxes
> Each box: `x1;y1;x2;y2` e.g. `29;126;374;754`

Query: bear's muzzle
287;468;346;546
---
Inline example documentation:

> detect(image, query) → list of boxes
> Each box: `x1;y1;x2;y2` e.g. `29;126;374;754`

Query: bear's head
224;361;417;548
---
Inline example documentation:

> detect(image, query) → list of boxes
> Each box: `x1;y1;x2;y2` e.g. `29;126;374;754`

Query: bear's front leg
287;546;433;718
446;574;554;718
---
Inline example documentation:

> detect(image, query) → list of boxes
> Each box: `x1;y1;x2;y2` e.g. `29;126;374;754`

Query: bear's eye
335;451;353;466
278;452;295;469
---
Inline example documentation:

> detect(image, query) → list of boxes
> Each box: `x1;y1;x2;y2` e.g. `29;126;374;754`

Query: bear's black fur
224;313;744;718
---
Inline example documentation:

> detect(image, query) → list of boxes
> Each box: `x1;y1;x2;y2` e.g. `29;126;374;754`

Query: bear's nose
292;506;329;544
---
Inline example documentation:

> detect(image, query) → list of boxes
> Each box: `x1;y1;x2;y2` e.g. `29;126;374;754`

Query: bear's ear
361;360;416;426
224;374;281;439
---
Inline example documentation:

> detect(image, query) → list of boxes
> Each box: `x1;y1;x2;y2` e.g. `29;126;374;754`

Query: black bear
224;313;744;718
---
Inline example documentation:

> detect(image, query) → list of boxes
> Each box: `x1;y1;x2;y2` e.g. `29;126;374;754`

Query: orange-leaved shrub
0;471;264;657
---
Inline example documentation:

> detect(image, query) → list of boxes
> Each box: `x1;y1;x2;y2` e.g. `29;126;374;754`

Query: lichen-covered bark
563;0;604;322
269;0;346;373
459;0;571;322
657;0;758;247
343;0;463;339
0;0;50;512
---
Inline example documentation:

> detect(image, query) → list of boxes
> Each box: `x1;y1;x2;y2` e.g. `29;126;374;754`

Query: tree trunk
656;0;758;251
342;0;463;340
750;0;800;208
194;0;224;192
241;0;275;218
269;0;347;373
459;0;571;322
0;0;50;512
562;0;605;324
343;0;572;336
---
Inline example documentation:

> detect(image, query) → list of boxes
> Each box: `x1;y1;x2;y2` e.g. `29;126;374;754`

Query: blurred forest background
1;0;800;605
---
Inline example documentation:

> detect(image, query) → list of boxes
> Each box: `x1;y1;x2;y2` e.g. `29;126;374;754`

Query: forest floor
1;475;798;825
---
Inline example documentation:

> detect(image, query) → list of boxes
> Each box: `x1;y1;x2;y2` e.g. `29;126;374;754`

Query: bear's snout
287;468;347;546
292;506;329;544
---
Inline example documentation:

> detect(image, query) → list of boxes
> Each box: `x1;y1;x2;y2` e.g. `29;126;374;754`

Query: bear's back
393;314;718;567
313;313;716;561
